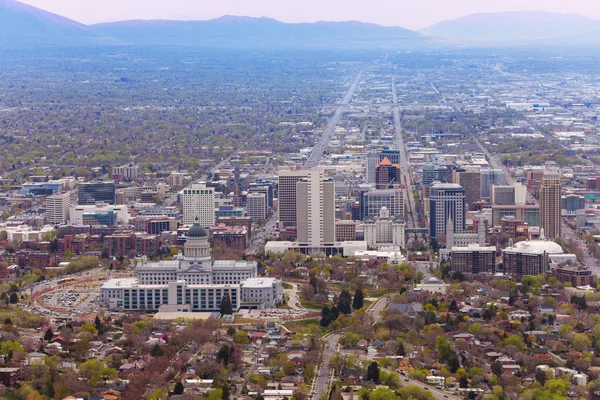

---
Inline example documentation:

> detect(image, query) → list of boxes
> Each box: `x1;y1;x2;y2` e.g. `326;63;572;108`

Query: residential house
342;369;362;384
533;348;551;361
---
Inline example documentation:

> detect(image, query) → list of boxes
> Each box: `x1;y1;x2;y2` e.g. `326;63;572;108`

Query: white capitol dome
513;240;564;254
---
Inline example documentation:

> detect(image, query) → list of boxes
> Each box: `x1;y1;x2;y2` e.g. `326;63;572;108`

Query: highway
392;78;422;243
304;69;364;170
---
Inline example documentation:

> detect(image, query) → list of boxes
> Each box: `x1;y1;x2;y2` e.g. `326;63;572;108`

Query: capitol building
100;222;283;312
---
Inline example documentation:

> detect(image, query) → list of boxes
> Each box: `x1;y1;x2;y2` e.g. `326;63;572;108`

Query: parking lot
237;308;312;319
39;287;102;316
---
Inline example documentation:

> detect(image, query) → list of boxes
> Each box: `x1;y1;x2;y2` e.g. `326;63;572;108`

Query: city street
311;295;389;400
304;69;364;170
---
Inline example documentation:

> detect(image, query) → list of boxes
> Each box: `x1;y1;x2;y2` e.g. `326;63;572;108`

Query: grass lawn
283;317;327;335
300;300;331;310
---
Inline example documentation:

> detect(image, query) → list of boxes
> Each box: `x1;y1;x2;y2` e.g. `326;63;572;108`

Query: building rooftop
241;278;279;289
430;183;464;189
513;240;563;254
452;244;496;251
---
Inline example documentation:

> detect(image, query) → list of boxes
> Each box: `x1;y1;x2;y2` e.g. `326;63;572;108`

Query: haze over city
4;0;600;399
17;0;600;29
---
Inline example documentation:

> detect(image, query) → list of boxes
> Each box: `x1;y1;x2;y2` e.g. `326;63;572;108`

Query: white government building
100;222;283;312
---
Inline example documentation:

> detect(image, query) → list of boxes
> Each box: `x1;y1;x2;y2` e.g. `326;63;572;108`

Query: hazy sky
20;0;600;30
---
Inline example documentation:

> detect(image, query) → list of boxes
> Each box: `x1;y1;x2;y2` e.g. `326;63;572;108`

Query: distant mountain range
2;0;600;48
0;0;116;45
0;0;423;47
91;15;423;47
421;11;600;45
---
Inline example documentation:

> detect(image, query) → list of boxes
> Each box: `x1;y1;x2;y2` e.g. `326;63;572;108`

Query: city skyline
16;0;600;30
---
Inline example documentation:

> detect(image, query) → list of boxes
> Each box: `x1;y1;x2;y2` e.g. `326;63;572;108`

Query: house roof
343;369;361;379
387;303;423;314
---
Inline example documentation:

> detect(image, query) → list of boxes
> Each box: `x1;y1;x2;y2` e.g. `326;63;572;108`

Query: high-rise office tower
181;183;215;227
367;153;380;184
296;170;335;248
375;157;401;189
361;188;404;220
46;191;71;225
367;148;400;184
278;170;309;229
480;169;507;198
380;148;400;165
491;183;527;205
78;182;116;205
452;169;481;209
429;183;466;240
539;169;561;240
246;192;267;223
422;163;453;186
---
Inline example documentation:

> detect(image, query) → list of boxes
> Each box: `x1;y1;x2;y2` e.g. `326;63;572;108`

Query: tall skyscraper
246;192;267;223
367;153;380;184
429;183;466;240
361;188;404;220
452;169;481;209
539;169;561;240
181;183;215;227
422;163;452;186
491;183;527;205
296;169;335;248
375;157;401;189
380;148;400;165
46;191;71;225
78;182;116;205
367;148;400;184
278;170;309;229
480;169;507;198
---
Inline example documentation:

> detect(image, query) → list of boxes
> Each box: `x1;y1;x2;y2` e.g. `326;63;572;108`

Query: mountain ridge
420;11;600;44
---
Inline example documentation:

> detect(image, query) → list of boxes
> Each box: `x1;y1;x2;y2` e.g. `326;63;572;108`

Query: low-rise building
554;265;597;287
415;277;450;294
451;244;496;275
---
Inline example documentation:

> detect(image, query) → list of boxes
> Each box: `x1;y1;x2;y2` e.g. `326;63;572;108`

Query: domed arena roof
513;240;563;254
188;222;207;238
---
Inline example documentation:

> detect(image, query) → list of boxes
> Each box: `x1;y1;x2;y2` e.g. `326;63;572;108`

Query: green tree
468;323;482;336
151;343;165;357
396;338;406;356
79;359;117;386
352;288;364;310
94;314;103;333
339;332;360;348
491;361;503;377
303;364;315;380
217;345;233;366
9;292;18;304
338;290;352;315
233;331;250;345
173;380;184;395
367;361;380;383
44;328;54;341
368;387;396;400
206;388;223;400
80;322;98;335
222;384;230;400
220;294;233;315
535;368;548;385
